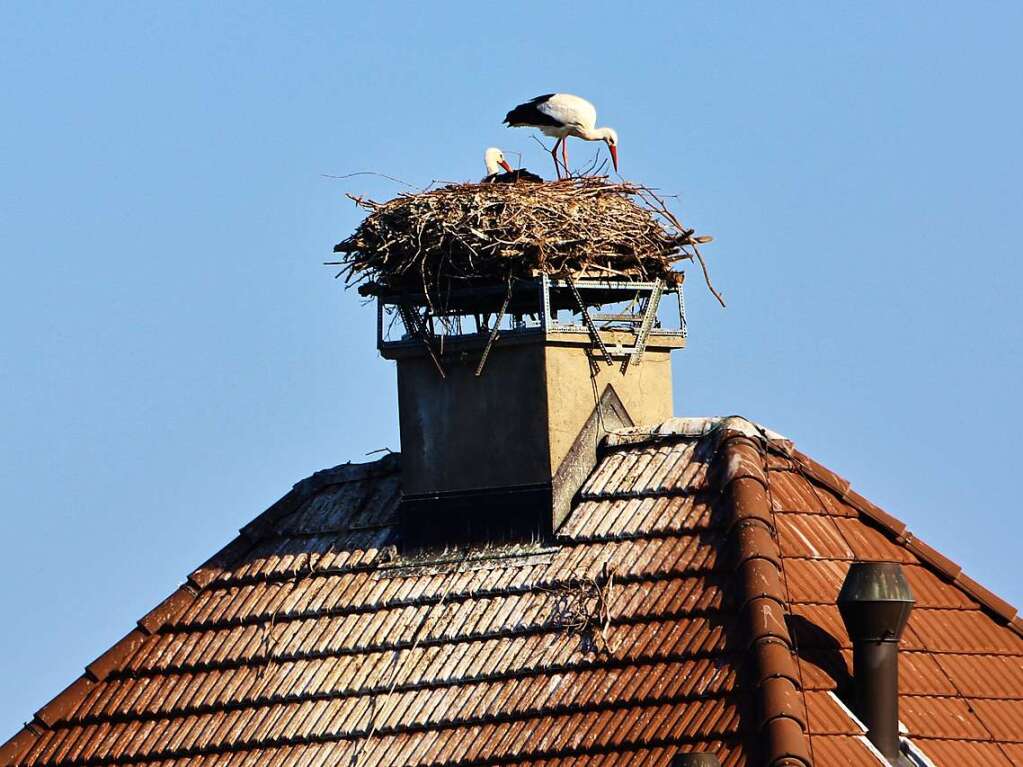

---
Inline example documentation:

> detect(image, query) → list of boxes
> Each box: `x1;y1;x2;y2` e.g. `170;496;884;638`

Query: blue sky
1;1;1021;738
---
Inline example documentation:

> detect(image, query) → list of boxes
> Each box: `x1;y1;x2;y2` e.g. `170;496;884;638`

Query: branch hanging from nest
632;184;726;308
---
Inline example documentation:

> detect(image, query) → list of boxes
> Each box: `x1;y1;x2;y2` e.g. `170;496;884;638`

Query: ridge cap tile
901;535;962;581
137;587;198;635
34;677;94;729
0;728;38;767
718;436;813;766
604;415;792;452
84;629;149;683
953;573;1018;623
239;454;400;544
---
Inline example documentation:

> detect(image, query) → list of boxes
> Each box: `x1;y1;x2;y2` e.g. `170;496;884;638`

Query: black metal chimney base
399;483;553;550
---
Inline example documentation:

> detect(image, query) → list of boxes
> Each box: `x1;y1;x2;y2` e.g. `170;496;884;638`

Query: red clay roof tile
803;734;880;766
5;417;1023;767
910;738;1017;766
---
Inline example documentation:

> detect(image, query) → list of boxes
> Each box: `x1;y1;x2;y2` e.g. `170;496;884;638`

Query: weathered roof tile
6;420;1023;767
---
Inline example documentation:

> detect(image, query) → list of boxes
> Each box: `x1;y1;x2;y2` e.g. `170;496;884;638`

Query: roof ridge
605;415;793;452
785;448;1023;636
715;422;813;767
238;452;400;543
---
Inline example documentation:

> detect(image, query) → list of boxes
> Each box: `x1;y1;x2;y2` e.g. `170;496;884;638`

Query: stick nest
332;176;720;306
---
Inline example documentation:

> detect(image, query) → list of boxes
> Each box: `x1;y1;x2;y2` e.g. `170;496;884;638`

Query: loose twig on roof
544;562;619;655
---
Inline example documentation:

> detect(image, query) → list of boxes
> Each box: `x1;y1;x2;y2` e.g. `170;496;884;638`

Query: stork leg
550;137;564;179
561;137;569;177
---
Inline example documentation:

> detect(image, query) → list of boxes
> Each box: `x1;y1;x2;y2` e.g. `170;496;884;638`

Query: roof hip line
715;419;813;767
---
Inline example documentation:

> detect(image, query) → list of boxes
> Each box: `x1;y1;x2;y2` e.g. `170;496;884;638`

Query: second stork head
484;147;513;176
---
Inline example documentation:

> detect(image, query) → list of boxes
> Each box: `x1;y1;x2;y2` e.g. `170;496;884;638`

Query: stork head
484;147;513;175
596;128;619;172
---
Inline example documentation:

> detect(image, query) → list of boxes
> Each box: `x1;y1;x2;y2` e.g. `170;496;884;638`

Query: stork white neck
575;126;617;143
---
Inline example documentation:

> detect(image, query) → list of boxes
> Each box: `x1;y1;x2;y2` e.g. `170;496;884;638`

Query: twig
690;242;726;307
530;134;568;177
322;171;417;189
542;564;619;655
636;185;727;308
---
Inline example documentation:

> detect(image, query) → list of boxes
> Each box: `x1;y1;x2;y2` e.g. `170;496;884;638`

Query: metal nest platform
377;275;686;377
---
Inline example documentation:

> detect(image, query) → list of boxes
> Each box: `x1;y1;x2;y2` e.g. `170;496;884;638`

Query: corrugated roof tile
932;653;1023;698
805;735;885;766
775;513;854;560
804;692;858;735
767;471;829;515
967;698;1023;743
908;738;1016;766
899;694;992;739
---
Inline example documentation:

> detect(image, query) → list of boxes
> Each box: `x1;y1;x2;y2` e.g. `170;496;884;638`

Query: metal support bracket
475;280;514;377
399;304;446;379
621;279;663;373
566;275;614;367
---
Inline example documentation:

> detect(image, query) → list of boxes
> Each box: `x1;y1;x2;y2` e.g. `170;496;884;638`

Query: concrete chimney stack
378;277;685;547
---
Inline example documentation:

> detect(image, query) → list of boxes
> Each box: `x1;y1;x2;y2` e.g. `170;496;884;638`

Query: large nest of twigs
332;176;721;306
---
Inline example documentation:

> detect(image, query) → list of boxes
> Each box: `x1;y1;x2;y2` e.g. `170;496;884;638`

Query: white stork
481;148;544;184
483;147;513;178
503;93;618;178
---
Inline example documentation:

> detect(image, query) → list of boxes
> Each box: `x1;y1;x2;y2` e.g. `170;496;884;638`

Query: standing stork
503;93;618;178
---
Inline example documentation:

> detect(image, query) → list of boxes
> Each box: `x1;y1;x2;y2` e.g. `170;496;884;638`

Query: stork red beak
609;145;619;173
499;159;513;173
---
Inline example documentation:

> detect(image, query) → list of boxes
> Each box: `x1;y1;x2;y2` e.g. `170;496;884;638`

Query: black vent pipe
838;562;915;764
670;755;721;767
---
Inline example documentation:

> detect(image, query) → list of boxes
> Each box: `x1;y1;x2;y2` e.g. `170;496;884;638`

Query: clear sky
1;1;1021;739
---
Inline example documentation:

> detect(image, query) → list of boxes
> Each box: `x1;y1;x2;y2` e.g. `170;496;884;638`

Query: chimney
837;562;915;764
670;754;721;767
378;276;685;547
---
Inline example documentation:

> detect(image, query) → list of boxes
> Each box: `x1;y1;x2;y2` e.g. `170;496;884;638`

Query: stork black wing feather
482;169;544;184
503;94;562;127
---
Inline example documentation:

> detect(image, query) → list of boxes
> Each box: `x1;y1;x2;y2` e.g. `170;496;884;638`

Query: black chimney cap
838;562;915;643
671;755;722;767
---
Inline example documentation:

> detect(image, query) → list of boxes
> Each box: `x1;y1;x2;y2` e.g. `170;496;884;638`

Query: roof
3;415;1023;767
